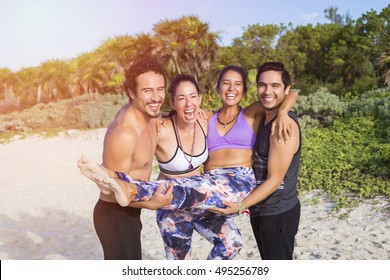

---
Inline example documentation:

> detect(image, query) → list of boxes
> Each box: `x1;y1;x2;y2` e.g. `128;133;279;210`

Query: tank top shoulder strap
197;119;207;138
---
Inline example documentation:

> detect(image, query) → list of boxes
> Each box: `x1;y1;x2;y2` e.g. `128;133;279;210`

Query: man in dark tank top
247;62;302;260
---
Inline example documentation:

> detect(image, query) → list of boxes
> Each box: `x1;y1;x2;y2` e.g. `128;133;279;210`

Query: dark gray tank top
249;111;301;216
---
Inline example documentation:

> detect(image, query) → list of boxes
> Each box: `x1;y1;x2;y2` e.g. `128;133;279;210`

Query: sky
0;0;388;71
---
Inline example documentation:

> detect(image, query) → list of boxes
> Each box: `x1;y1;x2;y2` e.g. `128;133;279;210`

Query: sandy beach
0;129;389;260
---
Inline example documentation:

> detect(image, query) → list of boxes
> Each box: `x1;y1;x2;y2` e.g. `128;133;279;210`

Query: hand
271;110;294;143
197;108;209;120
155;115;168;136
208;201;239;215
160;116;167;127
148;181;174;209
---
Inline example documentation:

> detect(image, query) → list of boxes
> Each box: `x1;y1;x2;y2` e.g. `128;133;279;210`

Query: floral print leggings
124;167;256;259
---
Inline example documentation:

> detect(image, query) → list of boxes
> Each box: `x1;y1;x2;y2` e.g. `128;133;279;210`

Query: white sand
0;129;389;260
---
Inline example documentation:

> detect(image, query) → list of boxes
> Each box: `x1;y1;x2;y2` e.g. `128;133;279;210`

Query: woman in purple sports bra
79;66;297;259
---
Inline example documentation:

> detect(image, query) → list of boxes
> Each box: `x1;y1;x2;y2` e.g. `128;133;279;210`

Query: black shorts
93;199;142;260
250;201;301;260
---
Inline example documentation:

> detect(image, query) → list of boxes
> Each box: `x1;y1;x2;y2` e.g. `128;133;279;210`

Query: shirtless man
81;57;173;260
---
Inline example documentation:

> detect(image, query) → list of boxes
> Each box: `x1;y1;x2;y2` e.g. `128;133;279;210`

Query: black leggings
250;201;301;260
93;199;142;260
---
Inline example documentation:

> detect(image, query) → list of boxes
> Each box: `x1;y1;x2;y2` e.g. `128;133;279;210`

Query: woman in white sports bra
155;74;208;180
153;74;219;260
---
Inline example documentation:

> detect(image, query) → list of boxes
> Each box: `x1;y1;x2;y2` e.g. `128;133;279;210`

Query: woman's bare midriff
157;166;202;180
204;149;253;171
98;149;253;203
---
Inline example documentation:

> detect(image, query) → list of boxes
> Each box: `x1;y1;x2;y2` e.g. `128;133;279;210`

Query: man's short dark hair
124;56;167;96
256;62;291;88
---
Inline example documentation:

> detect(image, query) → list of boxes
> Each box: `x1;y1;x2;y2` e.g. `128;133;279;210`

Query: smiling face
170;81;201;124
129;71;166;118
257;70;290;111
218;70;245;107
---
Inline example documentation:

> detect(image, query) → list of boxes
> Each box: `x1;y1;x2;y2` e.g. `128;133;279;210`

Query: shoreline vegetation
0;89;389;211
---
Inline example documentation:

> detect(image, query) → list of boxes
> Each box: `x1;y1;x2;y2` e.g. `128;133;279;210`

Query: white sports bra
158;118;208;175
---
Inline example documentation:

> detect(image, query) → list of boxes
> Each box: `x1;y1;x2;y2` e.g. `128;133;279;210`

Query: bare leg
77;155;137;206
92;175;137;206
78;155;114;195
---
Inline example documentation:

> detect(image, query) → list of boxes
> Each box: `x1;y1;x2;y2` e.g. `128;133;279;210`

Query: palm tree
95;33;154;93
0;68;16;101
15;67;41;105
331;47;370;87
181;16;220;83
377;35;390;86
131;33;154;62
69;52;113;96
378;50;390;85
96;35;135;70
152;15;220;86
38;59;71;101
94;35;133;94
152;18;183;75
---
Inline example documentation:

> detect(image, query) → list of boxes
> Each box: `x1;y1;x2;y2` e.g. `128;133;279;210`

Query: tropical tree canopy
1;6;390;113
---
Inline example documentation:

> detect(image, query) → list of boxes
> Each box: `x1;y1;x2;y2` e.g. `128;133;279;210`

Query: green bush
299;116;390;210
297;115;320;137
295;87;345;127
346;92;390;140
361;87;390;99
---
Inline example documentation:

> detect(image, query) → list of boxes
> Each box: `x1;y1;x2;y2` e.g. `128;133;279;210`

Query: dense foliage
298;89;390;209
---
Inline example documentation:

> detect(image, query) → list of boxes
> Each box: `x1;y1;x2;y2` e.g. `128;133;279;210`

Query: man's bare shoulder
103;119;138;169
105;119;137;144
104;107;138;149
270;117;300;151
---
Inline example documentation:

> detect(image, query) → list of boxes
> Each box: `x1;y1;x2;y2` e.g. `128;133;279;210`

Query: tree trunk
37;84;42;103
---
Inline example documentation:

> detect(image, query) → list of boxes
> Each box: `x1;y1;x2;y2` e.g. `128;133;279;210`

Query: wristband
236;201;247;216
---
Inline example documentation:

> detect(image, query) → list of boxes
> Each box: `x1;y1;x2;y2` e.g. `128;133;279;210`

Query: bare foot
77;155;112;194
93;176;137;206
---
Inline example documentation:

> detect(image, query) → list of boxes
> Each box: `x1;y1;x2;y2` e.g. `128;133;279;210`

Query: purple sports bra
207;108;256;152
